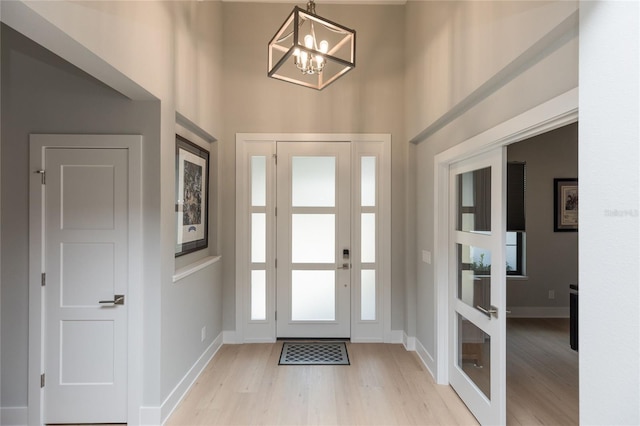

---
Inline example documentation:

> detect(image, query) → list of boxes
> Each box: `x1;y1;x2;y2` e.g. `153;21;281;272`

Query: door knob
99;294;125;305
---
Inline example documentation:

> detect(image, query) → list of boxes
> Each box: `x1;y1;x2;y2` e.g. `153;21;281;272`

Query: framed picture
554;178;578;232
175;134;209;256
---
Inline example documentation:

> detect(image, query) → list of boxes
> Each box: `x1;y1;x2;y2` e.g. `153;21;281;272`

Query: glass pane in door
457;243;491;310
291;270;335;321
457;167;491;233
292;156;336;207
457;313;491;399
291;214;335;263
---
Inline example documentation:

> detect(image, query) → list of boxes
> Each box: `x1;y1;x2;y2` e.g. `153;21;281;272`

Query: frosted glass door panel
292;157;335;207
251;213;266;263
251;156;266;206
251;271;267;321
291;270;335;321
361;157;376;207
361;213;376;263
361;270;376;321
291;214;335;263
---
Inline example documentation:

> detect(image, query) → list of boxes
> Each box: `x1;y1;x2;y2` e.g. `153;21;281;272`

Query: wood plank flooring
166;343;478;426
167;319;578;425
506;318;579;425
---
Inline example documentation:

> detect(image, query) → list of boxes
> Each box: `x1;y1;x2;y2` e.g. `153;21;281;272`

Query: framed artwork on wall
175;134;209;256
554;178;578;232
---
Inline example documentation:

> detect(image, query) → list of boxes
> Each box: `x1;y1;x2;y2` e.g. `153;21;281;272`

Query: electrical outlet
548;290;555;299
201;326;206;342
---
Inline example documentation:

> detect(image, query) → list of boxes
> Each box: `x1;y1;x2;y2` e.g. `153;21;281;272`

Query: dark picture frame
175;134;209;256
554;178;578;232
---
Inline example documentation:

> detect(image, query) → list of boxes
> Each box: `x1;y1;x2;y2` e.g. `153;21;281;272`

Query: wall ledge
173;255;221;283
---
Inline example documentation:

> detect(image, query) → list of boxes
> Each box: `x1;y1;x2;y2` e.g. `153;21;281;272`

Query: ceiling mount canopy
267;0;356;90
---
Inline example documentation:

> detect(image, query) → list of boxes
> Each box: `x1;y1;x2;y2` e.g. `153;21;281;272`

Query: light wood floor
506;318;579;425
167;319;578;426
167;342;478;426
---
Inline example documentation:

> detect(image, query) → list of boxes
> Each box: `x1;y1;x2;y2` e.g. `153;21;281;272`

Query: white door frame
235;133;392;343
433;88;579;385
28;135;143;426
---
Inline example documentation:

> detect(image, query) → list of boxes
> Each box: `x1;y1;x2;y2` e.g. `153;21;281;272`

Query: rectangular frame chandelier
268;1;356;90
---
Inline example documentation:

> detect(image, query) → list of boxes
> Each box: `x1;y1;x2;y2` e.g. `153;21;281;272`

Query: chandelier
268;0;356;90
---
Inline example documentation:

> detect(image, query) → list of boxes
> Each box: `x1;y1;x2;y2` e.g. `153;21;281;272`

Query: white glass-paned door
448;148;506;425
276;142;351;338
250;155;269;322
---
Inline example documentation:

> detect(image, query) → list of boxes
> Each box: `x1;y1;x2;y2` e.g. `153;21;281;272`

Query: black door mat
279;341;350;365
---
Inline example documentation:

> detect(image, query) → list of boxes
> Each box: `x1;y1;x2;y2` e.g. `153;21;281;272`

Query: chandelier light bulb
304;34;314;49
319;40;329;54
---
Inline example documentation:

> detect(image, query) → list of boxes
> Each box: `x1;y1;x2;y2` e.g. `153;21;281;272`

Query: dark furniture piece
569;284;578;351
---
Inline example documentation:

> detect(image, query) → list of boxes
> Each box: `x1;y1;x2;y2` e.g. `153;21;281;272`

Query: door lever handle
337;263;351;270
99;294;125;305
476;305;498;318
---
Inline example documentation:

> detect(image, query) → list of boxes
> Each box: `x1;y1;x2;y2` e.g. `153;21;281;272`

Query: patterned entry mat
279;341;350;365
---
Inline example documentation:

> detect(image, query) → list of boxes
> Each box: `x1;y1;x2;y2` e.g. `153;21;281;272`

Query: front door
276;142;351;338
448;148;507;425
43;147;129;423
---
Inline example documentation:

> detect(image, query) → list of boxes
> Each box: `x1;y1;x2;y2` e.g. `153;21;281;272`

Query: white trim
159;332;224;424
1;407;28;426
172;256;221;282
433;88;578;386
223;330;239;344
28;135;143;426
139;407;161;426
402;332;416;351
507;307;570;318
414;338;437;379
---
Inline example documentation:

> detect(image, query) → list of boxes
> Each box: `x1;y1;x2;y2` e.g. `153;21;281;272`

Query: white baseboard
415;338;437;379
0;406;28;426
159;332;224;424
390;329;404;344
403;332;416;351
223;330;238;344
139;406;161;426
508;306;570;318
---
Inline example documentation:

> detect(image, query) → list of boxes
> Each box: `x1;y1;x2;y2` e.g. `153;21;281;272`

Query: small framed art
554;178;578;232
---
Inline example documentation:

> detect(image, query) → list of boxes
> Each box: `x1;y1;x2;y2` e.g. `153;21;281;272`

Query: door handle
476;305;498;318
337;263;351;270
99;294;125;305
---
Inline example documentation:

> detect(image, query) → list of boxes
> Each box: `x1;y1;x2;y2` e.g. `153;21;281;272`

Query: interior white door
44;147;128;423
276;142;351;338
448;148;507;425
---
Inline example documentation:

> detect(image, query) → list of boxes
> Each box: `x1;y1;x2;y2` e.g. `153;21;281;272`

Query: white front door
448;148;507;425
43;147;129;423
276;142;351;338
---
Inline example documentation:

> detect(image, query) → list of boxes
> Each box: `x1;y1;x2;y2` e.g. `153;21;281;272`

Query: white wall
0;0;224;418
219;3;407;333
507;123;578;314
579;1;639;423
406;0;578;371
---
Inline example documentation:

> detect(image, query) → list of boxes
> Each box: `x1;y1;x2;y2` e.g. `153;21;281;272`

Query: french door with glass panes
236;134;390;342
448;148;507;425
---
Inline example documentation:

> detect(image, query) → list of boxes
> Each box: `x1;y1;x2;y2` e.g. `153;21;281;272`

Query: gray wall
220;3;407;332
0;23;158;407
507;123;578;312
